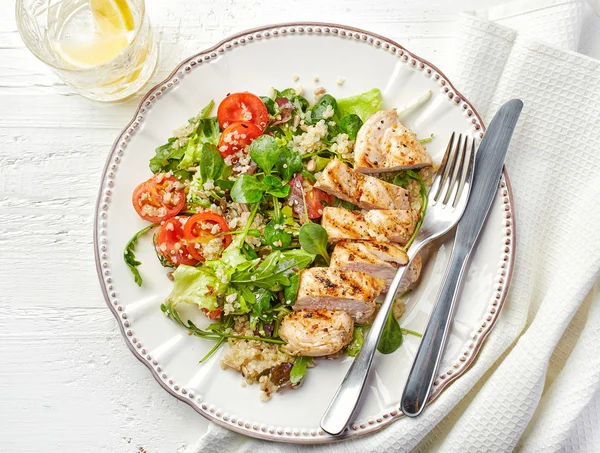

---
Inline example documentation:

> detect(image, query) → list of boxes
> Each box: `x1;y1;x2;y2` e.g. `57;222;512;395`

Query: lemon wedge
90;0;135;33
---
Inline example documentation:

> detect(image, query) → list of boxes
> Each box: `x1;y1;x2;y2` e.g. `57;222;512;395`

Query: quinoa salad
125;86;435;400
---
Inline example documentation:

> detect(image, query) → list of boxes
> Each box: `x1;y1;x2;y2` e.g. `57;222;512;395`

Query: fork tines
432;133;475;208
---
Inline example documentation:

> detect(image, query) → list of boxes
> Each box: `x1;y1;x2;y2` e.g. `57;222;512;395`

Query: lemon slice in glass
90;0;136;33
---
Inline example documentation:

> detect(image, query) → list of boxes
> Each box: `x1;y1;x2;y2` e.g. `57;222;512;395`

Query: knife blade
400;99;523;417
455;99;523;250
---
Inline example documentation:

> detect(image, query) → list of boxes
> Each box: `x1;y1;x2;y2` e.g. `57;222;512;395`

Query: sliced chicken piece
354;110;432;173
330;241;422;292
330;240;408;281
295;267;386;324
279;309;354;357
321;207;418;245
314;159;409;210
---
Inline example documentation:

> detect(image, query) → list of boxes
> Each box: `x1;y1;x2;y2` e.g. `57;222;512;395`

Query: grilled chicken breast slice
279;309;354;357
330;240;409;280
295;267;386;324
314;159;409;210
321;207;418;245
330;241;422;292
354;110;432;173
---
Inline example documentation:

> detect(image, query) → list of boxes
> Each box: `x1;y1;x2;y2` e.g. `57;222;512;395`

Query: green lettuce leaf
337;88;382;122
165;265;226;311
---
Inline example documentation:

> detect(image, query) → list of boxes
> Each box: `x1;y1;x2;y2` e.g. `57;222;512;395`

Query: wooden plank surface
0;0;502;451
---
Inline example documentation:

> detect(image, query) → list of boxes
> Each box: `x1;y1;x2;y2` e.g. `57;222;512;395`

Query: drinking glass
16;0;158;101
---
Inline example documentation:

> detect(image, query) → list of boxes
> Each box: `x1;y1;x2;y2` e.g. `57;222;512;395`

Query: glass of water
16;0;158;102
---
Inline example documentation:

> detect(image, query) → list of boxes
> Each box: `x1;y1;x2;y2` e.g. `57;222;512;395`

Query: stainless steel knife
400;99;523;417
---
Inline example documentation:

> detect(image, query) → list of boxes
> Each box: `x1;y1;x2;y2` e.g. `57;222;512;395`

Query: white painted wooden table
1;1;503;451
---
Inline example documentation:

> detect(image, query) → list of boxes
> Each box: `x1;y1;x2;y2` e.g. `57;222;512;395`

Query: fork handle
320;249;421;436
400;244;470;417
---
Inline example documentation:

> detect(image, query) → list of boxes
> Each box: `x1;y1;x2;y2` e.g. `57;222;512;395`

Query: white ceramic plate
94;23;515;443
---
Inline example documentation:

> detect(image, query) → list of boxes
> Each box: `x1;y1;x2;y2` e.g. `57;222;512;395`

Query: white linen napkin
188;1;600;451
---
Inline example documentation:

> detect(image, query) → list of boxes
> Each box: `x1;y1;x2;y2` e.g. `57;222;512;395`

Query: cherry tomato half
217;121;263;158
288;174;335;220
305;187;335;219
183;212;232;262
217;92;269;131
155;216;198;266
132;173;185;223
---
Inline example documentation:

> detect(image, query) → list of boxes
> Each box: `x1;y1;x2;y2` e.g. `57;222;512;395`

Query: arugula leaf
199;144;225;182
283;273;300;305
195;117;221;145
249;135;279;175
231;249;315;291
230;174;267;203
339;114;363;140
124;224;156;286
276;147;302;182
298;223;330;264
149;139;191;180
306;94;337;124
347;326;364;357
377;310;403;354
337;88;382;122
290;356;312;385
393;170;427;249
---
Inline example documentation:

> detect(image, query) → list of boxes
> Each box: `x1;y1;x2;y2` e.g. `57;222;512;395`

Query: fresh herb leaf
199;144;225;182
339;114;363;140
214;179;234;191
264;220;292;249
195;117;221;145
290;356;312;385
149;139;191;180
232;249;315;291
306;94;338;124
283;273;300;305
298;223;330;264
230;174;267;203
347;326;364;357
260;96;277;115
301;170;317;184
249;135;279;175
124;224;156;286
313;156;331;172
276;147;302;182
263;175;291;198
377;310;403;354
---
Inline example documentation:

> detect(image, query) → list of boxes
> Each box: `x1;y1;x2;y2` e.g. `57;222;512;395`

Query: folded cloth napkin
188;1;600;451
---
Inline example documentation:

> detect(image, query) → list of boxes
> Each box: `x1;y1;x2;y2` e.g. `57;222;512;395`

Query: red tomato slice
132;173;185;223
217;92;269;131
305;187;335;219
183;212;232;261
217;121;263;158
155;217;198;266
288;174;335;220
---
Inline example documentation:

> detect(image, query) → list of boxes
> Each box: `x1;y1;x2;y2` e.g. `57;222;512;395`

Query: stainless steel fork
320;133;476;436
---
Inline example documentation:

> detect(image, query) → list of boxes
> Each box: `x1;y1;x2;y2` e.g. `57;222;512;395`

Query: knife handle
400;244;470;417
